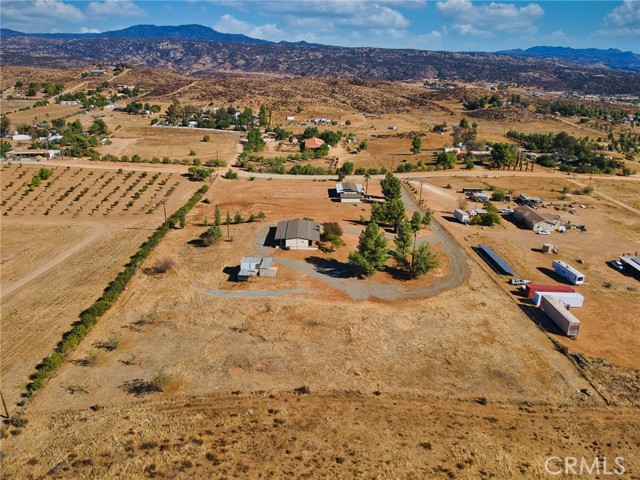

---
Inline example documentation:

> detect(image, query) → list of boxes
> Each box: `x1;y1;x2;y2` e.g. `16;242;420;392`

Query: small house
286;116;295;121
336;182;364;203
274;218;321;250
513;206;561;232
304;137;325;150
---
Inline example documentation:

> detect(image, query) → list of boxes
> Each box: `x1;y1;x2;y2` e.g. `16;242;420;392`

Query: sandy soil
418;174;640;370
22;177;594;419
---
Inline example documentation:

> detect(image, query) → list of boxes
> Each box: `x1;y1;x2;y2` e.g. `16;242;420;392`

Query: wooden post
0;389;9;418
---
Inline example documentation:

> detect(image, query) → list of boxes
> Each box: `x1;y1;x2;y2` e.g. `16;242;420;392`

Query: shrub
150;367;171;391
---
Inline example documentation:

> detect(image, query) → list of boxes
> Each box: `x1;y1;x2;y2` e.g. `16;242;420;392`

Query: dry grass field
1;68;639;479
0;163;199;409
4;395;639;479
420;174;640;372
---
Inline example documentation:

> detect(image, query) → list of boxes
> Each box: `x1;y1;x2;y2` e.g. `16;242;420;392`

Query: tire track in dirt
1;221;107;299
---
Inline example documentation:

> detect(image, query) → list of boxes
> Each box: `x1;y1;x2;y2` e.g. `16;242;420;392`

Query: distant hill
497;46;640;72
0;24;272;45
2;26;639;95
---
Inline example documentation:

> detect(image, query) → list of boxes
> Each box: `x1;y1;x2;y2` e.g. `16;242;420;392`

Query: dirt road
1;221;107;299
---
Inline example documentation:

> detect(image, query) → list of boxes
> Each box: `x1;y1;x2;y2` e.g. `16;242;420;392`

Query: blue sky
1;0;639;52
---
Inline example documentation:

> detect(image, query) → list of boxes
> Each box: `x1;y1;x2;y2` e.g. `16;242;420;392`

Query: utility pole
158;199;167;222
418;181;423;206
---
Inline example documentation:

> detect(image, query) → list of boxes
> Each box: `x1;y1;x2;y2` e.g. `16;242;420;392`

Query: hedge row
25;185;209;397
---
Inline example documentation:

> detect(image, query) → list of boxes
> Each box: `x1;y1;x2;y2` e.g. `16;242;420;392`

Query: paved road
194;286;316;298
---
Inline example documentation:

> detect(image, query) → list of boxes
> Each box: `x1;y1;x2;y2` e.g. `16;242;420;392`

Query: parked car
499;208;514;214
510;278;530;285
537;230;551;235
609;260;625;271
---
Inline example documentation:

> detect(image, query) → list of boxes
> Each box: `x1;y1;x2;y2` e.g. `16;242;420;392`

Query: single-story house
12;134;32;141
304;137;325;149
286;116;295;121
238;257;277;281
274;218;321;250
336;182;364;203
516;193;543;206
89;69;106;76
60;100;79;106
513;206;561;231
6;149;60;159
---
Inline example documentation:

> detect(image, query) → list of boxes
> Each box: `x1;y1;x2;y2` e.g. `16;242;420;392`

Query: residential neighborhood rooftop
274;218;321;241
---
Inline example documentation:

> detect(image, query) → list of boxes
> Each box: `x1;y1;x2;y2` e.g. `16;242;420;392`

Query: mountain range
2;24;639;95
497;46;640;73
0;24;319;47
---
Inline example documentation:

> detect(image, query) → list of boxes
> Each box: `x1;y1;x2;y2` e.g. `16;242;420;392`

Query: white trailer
454;209;469;224
540;295;581;338
533;291;584;308
552;260;585;285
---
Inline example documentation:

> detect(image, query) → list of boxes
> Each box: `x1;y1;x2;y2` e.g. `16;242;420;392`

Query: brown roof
304;137;325;149
514;206;560;225
274;218;321;241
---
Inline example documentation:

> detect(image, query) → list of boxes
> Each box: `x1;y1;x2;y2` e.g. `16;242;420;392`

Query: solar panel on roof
477;244;516;276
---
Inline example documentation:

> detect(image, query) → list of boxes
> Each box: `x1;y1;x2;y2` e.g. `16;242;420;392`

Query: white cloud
80;27;102;33
0;0;85;31
86;0;146;18
338;5;410;28
601;0;640;36
436;0;544;36
213;14;284;41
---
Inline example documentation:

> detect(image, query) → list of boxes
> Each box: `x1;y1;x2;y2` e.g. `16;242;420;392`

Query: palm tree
364;171;371;196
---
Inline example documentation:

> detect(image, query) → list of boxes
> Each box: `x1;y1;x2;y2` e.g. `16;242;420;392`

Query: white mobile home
454;209;469;224
552;260;585;285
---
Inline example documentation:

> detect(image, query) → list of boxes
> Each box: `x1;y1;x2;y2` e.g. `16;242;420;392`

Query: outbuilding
274;218;321;250
454;209;469;224
336;182;364;203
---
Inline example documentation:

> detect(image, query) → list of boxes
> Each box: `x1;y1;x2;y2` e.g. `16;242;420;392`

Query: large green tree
393;220;413;268
0;115;11;137
348;222;388;277
411;242;439;278
321;222;345;251
491;143;517;168
380;172;402;201
411;135;423;154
